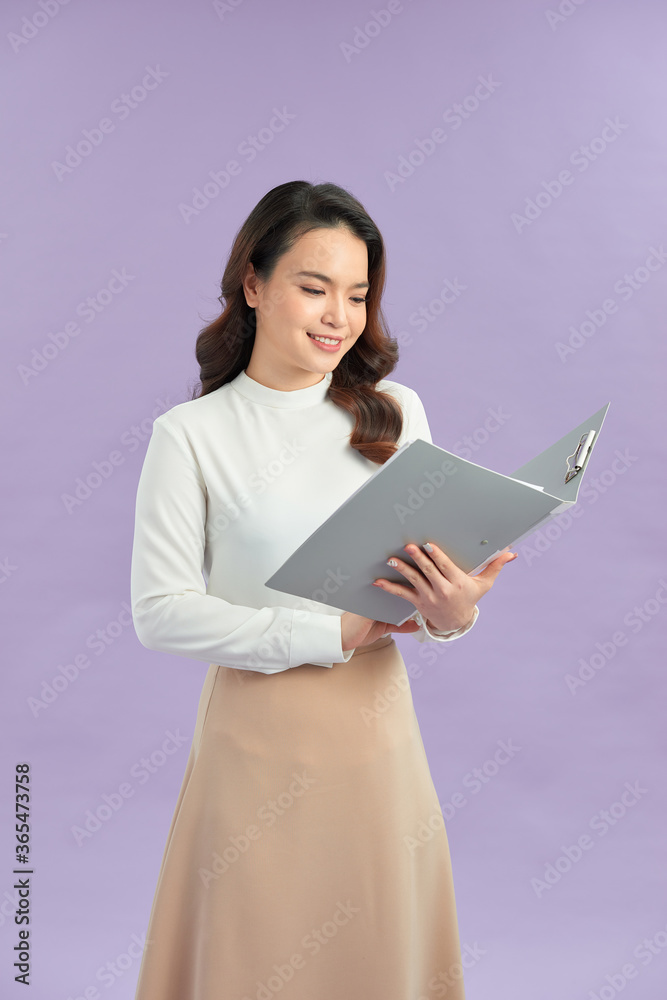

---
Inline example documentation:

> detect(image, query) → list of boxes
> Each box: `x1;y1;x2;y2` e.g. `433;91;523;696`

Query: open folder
265;402;610;626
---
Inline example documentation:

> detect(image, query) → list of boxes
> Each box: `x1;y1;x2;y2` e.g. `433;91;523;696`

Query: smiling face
242;226;369;390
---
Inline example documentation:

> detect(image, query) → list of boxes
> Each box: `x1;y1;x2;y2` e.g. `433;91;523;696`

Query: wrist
422;606;479;639
425;613;474;634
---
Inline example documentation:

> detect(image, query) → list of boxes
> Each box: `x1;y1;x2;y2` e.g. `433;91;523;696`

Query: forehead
281;228;368;284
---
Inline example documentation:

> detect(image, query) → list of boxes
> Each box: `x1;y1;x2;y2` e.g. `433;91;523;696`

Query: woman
130;180;515;1000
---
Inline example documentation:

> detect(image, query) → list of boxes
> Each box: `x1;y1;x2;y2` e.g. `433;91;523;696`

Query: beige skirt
133;635;467;1000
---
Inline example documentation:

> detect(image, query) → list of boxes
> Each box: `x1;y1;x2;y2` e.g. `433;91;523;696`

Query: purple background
2;0;666;997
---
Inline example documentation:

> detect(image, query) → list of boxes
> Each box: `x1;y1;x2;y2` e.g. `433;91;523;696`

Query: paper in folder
265;402;610;626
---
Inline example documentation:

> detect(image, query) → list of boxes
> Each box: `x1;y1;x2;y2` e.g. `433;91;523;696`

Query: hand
372;541;518;633
340;611;421;652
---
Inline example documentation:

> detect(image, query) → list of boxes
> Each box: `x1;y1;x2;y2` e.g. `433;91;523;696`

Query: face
242;226;369;386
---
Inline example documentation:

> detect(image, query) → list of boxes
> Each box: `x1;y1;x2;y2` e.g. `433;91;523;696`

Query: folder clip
565;430;596;483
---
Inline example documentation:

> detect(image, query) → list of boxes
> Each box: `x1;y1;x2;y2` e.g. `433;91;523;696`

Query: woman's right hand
340;611;421;651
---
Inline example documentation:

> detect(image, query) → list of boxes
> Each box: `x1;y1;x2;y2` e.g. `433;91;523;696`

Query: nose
321;296;347;329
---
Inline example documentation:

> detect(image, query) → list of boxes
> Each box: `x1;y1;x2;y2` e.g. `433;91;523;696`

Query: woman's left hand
372;541;518;632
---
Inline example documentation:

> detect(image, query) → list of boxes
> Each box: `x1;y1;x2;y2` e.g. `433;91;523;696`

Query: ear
242;262;259;308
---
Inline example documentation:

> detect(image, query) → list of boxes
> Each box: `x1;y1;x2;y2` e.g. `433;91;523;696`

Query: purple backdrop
2;0;666;997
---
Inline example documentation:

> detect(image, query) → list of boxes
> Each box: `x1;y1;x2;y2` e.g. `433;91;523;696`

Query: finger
372;568;422;603
372;577;421;601
383;619;421;634
407;541;462;581
474;550;518;586
382;546;437;596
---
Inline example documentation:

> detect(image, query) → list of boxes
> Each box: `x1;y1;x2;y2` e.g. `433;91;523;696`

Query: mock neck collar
229;368;333;409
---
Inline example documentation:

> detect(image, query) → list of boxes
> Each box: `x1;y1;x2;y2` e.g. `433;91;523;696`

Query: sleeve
397;386;479;644
130;414;355;674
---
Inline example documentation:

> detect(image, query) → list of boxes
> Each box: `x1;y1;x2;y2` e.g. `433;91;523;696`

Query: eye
301;286;367;304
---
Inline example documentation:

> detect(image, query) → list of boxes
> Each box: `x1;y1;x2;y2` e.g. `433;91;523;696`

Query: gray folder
265;403;610;626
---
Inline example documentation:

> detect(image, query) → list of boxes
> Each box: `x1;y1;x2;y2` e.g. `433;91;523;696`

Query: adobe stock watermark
415;941;486;1000
198;770;317;888
8;0;75;54
0;883;27;931
555;244;667;362
511;117;628;234
565;578;667;695
63;931;147;998
224;599;327;681
70;729;190;846
212;0;247;21
586;918;667;1000
415;943;487;1000
404;739;522;853
178;106;295;224
394;275;469;348
340;0;414;63
358;656;437;724
519;447;638;566
208;438;309;540
17;267;136;385
228;589;350;674
60;395;174;514
240;900;359;1000
309;567;351;605
231;571;462;683
405;622;475;667
449;406;511;461
0;557;17;585
27;600;135;717
51;67;169;181
384;74;502;192
254;606;319;673
545;0;588;32
394;457;458;526
530;780;649;898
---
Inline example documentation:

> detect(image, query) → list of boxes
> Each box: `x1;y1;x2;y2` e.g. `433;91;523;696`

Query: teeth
309;334;340;345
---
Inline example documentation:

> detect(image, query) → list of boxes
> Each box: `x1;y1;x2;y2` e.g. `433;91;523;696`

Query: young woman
130;180;515;1000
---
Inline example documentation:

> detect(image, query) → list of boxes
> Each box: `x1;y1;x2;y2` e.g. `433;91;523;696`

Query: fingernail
387;558;397;567
423;542;433;552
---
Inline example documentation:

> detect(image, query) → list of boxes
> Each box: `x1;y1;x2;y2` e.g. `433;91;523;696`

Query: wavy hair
190;180;405;463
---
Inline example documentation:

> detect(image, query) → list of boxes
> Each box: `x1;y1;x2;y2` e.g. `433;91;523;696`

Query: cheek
274;308;307;339
288;298;317;329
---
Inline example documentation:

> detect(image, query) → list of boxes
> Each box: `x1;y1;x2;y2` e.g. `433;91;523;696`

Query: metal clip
565;430;596;483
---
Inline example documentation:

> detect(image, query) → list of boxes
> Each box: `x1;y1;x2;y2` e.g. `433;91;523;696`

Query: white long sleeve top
130;368;479;674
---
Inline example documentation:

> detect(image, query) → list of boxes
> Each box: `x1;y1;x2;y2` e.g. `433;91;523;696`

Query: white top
130;368;479;674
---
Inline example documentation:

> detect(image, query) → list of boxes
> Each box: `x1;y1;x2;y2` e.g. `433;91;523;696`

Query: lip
307;332;343;352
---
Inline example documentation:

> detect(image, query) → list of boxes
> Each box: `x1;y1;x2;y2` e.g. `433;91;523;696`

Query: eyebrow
294;270;370;290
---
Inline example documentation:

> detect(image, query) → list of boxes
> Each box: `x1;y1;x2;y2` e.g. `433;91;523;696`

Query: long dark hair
190;180;405;464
